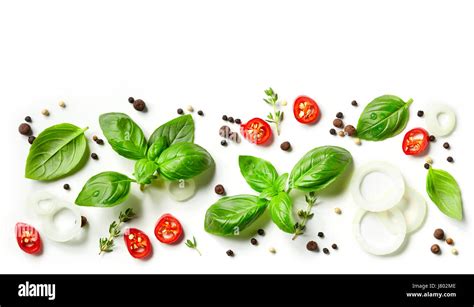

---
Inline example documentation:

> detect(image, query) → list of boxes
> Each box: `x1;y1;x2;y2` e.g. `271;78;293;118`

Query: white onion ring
166;179;196;202
350;161;405;212
353;208;407;256
395;188;427;233
425;104;456;136
42;200;82;242
29;191;58;216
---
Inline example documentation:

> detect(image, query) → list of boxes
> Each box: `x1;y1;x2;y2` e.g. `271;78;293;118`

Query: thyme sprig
99;208;136;255
264;87;284;135
292;192;318;240
185;236;202;256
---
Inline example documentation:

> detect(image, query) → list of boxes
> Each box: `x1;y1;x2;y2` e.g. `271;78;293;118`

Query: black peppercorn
417;110;424;117
222;115;228;121
317;232;324;238
92;135;98;141
250;238;258;246
257;229;265;236
424;163;430;170
81;216;88;227
19;123;32;136
177;108;184;115
214;184;225;195
351;100;358;107
228;117;234;123
197;110;204;116
429;135;436;142
96;139;104;145
331;243;338;250
63;184;70;190
235;118;242;124
91;153;99;160
329;128;336;135
28;136;36;144
24;116;32;123
447;156;454;163
226;249;234;257
220;140;227;146
443;142;450;149
128;97;135;103
133;99;146;111
280;141;291;151
336;112;343;119
323;248;330;254
306;240;319;251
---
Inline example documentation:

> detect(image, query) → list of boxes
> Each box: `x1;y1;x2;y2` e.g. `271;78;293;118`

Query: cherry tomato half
15;222;41;254
402;127;429;155
154;214;183;244
293;96;320;124
124;228;152;259
240;118;272;145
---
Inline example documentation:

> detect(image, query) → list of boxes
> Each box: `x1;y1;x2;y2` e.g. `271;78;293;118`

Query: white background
0;0;472;274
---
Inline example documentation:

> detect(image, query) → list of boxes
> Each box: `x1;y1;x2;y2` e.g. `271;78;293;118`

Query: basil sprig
76;114;214;207
426;168;463;221
204;146;353;236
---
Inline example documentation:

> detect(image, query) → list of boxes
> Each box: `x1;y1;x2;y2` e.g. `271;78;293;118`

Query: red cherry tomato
15;222;41;254
124;228;152;259
293;96;320;124
240;118;272;145
402;128;429;155
154;214;183;244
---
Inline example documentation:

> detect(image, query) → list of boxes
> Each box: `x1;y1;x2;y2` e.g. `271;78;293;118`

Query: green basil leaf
204;195;268;236
239;155;278;192
426;168;463;221
147;136;169;161
289;146;352;192
275;173;289;192
99;113;147;160
259;187;277;200
356;95;413;141
25;123;89;181
148;114;194;146
157;143;214;180
269;192;295;234
76;171;133;207
134;159;159;185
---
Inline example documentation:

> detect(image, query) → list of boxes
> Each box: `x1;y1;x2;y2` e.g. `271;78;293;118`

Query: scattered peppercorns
24;116;32;123
337;131;345;137
81;216;88;227
28;136;36;144
447;156;454;163
250;238;258;246
219;125;231;138
417;110;424;117
92;135;98;142
128;97;135;103
354;138;362;145
446;238;454;245
222;115;228;121
323;248;330;254
214;184;225;195
333;118;344;128
434;228;445;240
235;118;242;124
197;110;204;116
19;123;32;136
431;244;441;255
306;240;319;251
228;117;234;123
318;232;324;238
329;128;337;135
133;99;146;111
443;142;450;149
220;140;227;146
226;249;234;257
96;139;104;145
425;156;433;164
344;125;356;136
63;184;70;190
424;163;430;170
91;153;99;160
41;109;50;116
280;141;291;151
451;248;458;255
229;132;240;143
268;247;276;254
186;105;194;112
351;100;358;107
331;244;338;250
336;112;344;119
58;101;66;108
334;208;342;215
177;108;184;115
257;229;265;236
429;135;436;142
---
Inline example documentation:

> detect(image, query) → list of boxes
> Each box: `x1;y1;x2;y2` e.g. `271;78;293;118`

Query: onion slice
395;188;427;233
353;208;407;256
29;191;58;216
425;104;456;136
350;161;405;212
42;200;82;242
166;179;196;202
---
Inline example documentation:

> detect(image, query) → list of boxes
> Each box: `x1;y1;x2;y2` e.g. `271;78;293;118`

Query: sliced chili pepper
240;118;272;145
124;228;152;259
402;128;429;155
154;214;183;244
15;222;41;254
293;96;320;124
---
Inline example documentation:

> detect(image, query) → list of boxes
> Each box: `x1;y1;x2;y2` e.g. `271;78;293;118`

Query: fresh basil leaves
25;123;89;181
77;114;214;207
356;95;413;141
76;172;133;207
426;168;463;221
204;146;353;237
